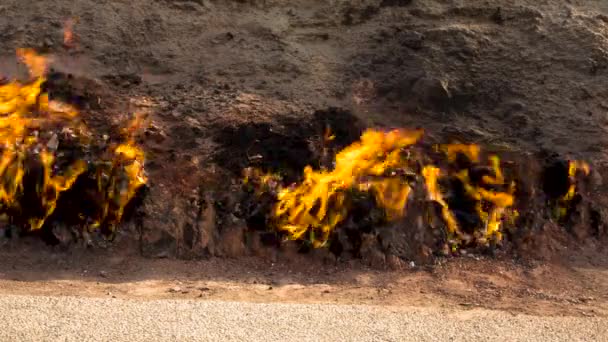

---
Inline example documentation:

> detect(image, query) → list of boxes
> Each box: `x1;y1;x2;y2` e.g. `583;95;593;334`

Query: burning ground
0;48;147;243
0;0;607;272
0;48;603;266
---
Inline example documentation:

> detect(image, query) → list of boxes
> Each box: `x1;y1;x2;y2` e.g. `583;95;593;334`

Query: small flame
451;154;516;242
443;144;480;163
63;18;76;48
558;160;590;219
422;166;459;235
16;48;51;79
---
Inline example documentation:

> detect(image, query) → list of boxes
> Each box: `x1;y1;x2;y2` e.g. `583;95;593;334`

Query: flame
443;144;480;163
451;154;515;242
422;151;515;244
0;47;147;232
421;166;459;235
103;115;148;227
557;160;590;219
269;129;423;246
17;48;51;79
249;131;521;248
63;18;76;48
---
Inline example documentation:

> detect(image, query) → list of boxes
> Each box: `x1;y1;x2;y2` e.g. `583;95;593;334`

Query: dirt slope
1;0;608;317
0;0;607;296
3;0;607;155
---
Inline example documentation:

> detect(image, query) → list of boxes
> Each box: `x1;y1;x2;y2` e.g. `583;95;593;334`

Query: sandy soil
0;240;607;317
0;0;607;315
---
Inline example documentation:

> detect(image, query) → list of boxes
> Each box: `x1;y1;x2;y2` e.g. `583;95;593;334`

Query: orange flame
63;18;76;48
0;48;147;232
258;129;423;246
249;131;522;248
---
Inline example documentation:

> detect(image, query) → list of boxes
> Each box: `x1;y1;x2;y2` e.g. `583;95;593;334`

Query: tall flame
92;113;148;230
557;160;590;219
0;48;147;232
270;129;422;247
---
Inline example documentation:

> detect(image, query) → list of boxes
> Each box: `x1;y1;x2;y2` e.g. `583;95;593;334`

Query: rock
218;223;247;258
411;76;452;109
169;286;182;293
401;31;424;50
43;37;54;48
99;271;108;278
491;7;505;24
386;254;404;270
140;187;179;258
46;134;59;151
364;249;386;269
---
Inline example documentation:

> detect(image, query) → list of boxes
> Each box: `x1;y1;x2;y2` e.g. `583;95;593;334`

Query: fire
0;47;147;233
63;18;76;48
421;166;458;235
557;160;590;219
254;129;422;247
248;130;521;249
92;114;148;230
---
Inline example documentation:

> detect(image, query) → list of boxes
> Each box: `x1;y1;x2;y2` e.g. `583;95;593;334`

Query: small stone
46;134;59;150
169;286;181;293
43;37;54;48
386;255;404;270
411;76;452;110
409;261;416;268
401;30;424;50
99;271;108;278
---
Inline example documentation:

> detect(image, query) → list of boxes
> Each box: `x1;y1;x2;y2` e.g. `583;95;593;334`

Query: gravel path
0;295;605;341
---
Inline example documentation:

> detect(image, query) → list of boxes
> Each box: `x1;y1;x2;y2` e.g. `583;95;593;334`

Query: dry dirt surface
0;242;607;318
1;0;608;318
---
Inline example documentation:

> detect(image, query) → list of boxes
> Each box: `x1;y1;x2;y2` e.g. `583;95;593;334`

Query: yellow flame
558;160;590;219
29;152;87;230
443;144;480;163
422;166;459;235
451;154;515;241
0;48;147;231
90;114;147;230
272;129;423;246
250;131;522;248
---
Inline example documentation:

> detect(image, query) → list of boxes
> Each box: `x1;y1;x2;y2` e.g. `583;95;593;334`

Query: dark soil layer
0;0;607;267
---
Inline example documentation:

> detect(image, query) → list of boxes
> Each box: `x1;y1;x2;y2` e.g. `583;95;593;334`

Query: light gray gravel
0;294;605;342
